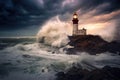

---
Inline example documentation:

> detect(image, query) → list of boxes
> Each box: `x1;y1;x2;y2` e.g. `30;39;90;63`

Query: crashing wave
36;16;72;47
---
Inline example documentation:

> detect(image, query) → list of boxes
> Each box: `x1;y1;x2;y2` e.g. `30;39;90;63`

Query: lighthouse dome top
73;12;78;19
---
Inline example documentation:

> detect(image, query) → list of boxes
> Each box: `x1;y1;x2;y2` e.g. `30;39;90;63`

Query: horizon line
0;36;36;38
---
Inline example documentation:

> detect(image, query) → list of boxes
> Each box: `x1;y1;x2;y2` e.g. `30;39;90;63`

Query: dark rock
39;36;45;43
103;41;120;54
56;72;65;80
68;35;120;55
56;66;89;80
52;51;55;54
56;66;120;80
22;54;31;58
83;66;120;80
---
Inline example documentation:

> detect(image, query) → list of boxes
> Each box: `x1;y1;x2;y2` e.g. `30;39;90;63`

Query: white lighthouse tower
72;12;87;36
72;12;79;36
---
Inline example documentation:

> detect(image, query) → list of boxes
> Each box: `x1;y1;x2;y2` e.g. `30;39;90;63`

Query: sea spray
37;16;71;47
0;41;120;80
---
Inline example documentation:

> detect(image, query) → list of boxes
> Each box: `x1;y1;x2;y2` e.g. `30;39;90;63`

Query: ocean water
0;38;120;80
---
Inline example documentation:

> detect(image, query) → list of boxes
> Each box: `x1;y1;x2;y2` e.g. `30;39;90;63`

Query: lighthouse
72;12;87;36
72;12;79;36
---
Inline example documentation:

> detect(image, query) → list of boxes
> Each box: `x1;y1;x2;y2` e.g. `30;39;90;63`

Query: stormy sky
0;0;120;40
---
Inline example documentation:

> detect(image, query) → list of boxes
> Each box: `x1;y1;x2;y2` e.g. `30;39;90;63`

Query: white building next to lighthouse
72;12;87;36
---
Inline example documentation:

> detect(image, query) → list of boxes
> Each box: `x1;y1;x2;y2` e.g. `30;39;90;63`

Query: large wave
36;16;72;47
0;43;120;80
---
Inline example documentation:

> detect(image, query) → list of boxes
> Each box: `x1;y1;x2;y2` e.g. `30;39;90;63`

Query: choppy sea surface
0;38;120;80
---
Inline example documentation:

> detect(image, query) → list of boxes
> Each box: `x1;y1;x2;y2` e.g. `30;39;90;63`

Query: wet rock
56;66;89;80
83;66;120;80
68;35;120;55
56;72;65;80
56;66;120;80
52;51;55;54
22;54;31;58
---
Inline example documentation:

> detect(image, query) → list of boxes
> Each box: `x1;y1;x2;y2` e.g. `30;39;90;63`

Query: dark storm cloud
0;0;64;31
61;0;120;16
57;0;120;22
80;0;120;13
0;0;120;37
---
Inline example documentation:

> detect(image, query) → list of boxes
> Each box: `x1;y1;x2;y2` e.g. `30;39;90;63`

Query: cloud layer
0;0;120;40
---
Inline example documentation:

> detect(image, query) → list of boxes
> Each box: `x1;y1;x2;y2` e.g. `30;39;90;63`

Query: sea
0;37;120;80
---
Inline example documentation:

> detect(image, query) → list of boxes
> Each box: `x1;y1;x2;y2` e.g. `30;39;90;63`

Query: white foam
0;43;120;80
37;16;71;47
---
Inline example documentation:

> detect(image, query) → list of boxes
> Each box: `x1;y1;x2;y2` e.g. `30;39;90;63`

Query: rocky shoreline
67;35;120;55
55;35;120;80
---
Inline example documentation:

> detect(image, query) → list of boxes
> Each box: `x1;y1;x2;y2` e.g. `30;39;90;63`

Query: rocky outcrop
56;66;120;80
67;35;120;55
